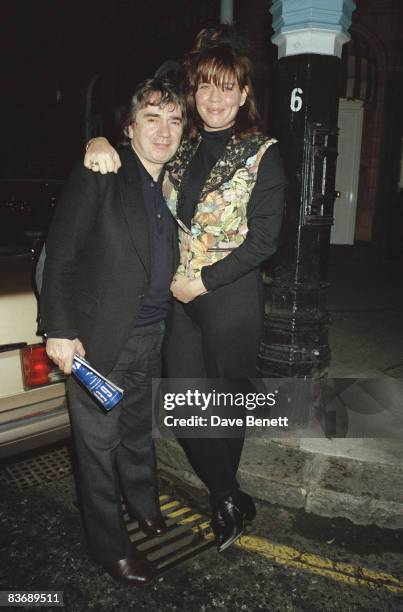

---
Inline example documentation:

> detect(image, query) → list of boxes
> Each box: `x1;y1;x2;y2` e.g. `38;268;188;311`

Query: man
40;78;184;585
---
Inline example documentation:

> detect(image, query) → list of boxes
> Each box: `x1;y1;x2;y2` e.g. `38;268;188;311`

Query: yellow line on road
235;535;403;594
160;499;402;593
160;500;181;511
167;507;197;519
165;503;211;532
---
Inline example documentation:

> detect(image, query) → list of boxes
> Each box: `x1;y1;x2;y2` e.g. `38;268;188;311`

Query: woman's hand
84;137;122;174
170;276;207;304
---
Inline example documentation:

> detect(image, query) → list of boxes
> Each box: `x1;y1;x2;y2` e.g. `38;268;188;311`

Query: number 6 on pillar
290;87;303;112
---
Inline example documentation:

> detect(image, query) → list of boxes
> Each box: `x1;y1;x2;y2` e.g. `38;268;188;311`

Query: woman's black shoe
238;490;256;523
210;508;225;547
211;496;244;552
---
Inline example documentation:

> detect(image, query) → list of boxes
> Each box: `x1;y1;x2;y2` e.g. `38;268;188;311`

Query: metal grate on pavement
125;494;215;572
0;445;72;489
0;445;215;571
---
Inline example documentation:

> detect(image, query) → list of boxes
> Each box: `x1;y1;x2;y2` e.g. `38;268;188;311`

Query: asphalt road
1;443;402;612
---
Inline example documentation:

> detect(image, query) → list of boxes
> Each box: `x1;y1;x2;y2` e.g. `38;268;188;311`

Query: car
0;180;69;459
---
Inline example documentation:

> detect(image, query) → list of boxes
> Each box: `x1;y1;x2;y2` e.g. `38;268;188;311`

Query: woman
84;27;286;552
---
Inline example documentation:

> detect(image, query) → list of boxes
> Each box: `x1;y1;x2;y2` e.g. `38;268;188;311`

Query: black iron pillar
258;54;341;378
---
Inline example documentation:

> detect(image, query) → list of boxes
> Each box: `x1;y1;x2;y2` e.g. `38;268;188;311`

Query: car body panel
0;188;69;457
0;383;68;459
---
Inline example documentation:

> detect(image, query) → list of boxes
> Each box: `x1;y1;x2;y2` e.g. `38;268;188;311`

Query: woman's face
195;80;247;132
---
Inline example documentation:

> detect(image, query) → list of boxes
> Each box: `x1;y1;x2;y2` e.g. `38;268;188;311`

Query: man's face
128;95;183;177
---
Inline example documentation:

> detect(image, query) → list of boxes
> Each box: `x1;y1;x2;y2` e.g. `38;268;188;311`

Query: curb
156;438;403;529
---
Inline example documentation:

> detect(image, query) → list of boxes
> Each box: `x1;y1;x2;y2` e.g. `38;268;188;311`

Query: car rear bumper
0;382;69;459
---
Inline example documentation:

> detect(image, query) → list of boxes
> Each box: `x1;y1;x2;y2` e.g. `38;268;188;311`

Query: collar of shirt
132;149;164;188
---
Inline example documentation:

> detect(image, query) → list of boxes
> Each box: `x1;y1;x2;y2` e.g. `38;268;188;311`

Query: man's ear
240;86;249;107
127;123;134;139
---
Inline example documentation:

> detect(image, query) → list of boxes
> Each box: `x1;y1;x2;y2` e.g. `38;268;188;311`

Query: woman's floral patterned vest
163;132;277;279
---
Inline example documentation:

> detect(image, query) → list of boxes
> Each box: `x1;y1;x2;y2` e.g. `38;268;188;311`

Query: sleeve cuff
45;330;78;340
200;266;213;292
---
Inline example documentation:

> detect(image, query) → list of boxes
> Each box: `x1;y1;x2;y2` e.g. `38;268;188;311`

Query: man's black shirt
134;153;176;326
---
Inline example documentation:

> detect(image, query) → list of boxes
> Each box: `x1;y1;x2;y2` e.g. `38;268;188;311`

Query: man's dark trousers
67;321;164;563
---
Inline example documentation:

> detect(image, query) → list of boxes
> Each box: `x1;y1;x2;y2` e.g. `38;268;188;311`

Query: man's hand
84;137;122;174
46;338;86;375
170;276;207;304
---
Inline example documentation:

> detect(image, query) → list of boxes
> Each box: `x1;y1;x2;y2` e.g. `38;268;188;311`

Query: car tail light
21;344;65;389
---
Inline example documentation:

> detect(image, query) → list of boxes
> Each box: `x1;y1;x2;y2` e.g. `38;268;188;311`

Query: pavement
156;244;403;528
1;448;403;611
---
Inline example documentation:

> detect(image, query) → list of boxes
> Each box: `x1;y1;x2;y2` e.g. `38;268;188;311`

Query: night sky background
0;0;230;178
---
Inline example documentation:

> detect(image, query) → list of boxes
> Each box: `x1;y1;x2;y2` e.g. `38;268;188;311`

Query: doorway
331;99;364;244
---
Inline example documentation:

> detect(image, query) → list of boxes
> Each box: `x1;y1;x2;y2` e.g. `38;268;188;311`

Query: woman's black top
178;127;233;228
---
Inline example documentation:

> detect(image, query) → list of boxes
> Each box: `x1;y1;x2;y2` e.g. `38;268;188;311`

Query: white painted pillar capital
270;0;356;59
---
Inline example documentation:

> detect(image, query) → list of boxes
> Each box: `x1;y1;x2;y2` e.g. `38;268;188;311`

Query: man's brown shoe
138;514;167;537
105;556;154;585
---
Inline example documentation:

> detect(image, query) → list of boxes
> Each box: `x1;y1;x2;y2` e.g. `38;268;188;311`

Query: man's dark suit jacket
40;145;176;376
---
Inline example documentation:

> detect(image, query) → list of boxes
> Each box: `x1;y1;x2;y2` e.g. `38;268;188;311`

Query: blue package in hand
72;354;123;410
